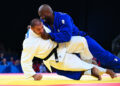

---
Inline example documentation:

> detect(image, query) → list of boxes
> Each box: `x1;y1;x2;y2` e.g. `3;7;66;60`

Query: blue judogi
42;12;120;80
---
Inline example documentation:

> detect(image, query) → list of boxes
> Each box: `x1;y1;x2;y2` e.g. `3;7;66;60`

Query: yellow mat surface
0;73;120;85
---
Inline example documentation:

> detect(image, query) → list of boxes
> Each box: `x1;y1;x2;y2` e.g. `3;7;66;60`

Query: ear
27;25;31;29
47;11;52;16
31;27;34;30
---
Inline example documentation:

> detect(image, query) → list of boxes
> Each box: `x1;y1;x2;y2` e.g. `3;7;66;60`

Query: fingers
33;74;43;81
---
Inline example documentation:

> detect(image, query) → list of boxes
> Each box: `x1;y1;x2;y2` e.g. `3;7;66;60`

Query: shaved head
30;18;44;36
38;4;54;24
30;18;42;27
38;4;53;17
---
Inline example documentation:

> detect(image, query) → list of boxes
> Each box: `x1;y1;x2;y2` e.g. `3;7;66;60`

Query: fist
33;74;42;81
41;30;51;40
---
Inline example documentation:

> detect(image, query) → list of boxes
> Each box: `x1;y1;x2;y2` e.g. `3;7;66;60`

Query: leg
85;36;120;69
52;53;115;80
50;53;101;80
64;53;113;80
63;54;107;80
63;53;116;80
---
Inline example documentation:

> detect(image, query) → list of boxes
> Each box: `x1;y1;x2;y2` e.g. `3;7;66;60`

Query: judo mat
0;73;120;86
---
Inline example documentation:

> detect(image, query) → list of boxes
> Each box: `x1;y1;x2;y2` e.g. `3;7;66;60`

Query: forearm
21;52;42;80
21;60;36;78
49;32;71;43
21;50;36;78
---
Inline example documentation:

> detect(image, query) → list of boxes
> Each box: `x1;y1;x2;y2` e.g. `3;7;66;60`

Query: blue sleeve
49;15;73;43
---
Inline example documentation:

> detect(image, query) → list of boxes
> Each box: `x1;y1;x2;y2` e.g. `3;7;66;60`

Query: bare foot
91;67;102;80
106;69;117;79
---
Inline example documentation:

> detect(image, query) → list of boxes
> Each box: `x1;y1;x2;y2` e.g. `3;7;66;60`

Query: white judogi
21;26;106;78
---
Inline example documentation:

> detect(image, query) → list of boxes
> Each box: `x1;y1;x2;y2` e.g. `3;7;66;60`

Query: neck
49;14;54;25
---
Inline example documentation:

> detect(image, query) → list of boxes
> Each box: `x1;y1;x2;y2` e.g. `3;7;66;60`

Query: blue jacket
43;12;87;43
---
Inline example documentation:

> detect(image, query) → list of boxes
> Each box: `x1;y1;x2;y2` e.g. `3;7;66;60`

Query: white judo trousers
21;26;106;78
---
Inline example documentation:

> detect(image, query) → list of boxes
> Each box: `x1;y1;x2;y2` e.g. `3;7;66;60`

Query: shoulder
22;38;39;49
55;12;69;16
55;12;71;19
55;12;72;25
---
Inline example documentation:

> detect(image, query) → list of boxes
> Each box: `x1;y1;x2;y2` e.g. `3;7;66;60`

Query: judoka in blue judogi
38;4;120;80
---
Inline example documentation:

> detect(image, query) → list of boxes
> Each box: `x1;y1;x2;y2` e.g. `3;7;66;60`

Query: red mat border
0;83;120;86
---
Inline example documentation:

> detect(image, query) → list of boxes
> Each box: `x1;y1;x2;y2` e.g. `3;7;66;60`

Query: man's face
39;10;52;24
10;57;14;61
3;58;6;63
31;23;44;36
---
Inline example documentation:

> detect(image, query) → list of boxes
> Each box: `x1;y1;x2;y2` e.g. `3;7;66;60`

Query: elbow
65;33;72;42
56;36;71;43
62;33;72;43
67;35;71;41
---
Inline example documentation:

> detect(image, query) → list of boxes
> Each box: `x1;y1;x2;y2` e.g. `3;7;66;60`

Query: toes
98;75;102;80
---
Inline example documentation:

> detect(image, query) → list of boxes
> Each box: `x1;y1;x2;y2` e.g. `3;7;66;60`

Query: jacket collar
29;29;40;38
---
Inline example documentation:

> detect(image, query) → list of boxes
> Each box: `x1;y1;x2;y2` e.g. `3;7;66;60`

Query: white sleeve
21;41;38;78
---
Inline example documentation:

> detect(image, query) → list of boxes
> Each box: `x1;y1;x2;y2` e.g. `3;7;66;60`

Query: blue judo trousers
42;12;120;80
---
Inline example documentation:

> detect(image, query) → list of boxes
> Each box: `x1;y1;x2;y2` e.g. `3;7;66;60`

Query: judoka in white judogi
21;25;106;79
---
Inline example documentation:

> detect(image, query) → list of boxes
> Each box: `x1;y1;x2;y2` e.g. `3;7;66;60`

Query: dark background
0;0;120;56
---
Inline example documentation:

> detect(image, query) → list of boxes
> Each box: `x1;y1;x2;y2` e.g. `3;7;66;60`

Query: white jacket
21;26;93;78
